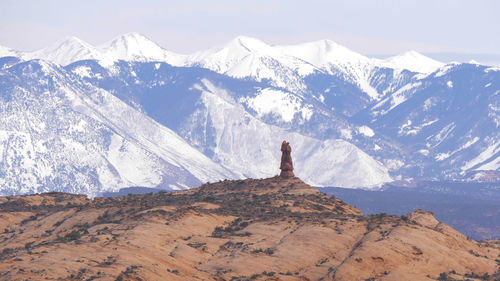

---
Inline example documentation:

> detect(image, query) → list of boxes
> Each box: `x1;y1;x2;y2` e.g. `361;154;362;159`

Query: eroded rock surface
280;140;295;178
0;178;498;280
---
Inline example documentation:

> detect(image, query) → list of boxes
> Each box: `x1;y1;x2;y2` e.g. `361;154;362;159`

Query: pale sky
1;0;499;65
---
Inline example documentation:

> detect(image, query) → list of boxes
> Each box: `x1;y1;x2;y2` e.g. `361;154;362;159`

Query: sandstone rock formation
280;140;294;178
0;178;498;280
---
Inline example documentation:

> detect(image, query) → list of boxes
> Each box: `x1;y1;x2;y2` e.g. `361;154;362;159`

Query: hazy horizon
2;31;500;67
1;0;499;66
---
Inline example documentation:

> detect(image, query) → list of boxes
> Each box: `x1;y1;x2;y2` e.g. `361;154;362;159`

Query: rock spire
280;141;294;178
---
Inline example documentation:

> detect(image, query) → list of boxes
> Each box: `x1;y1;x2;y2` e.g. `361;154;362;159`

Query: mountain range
0;32;498;196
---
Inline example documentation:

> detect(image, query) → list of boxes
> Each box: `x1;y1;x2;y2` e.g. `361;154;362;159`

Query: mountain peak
275;38;370;68
401;50;424;56
224;35;272;54
99;32;172;63
0;44;17;57
108;32;152;43
396;50;439;62
24;36;100;66
313;38;342;49
185;35;276;75
60;36;88;44
382;50;444;73
101;32;159;49
41;36;95;52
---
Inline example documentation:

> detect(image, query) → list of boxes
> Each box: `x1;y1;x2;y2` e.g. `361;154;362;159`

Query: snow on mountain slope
2;34;445;102
15;33;186;67
24;36;103;66
0;45;17;57
1;34;497;195
187;36;274;74
275;40;383;100
462;140;500;171
98;32;186;66
185;36;309;91
360;63;500;179
4;33;443;77
181;79;391;188
0;60;236;196
64;59;405;182
371;81;424;116
182;36;417;101
184;37;387;99
276;39;372;69
239;88;313;122
381;51;444;74
66;76;237;185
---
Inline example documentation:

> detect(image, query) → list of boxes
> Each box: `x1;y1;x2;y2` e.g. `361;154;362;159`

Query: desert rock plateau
0;177;499;281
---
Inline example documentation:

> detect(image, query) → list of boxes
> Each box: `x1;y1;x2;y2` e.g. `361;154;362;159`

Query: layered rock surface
280;140;295;178
0;178;498;280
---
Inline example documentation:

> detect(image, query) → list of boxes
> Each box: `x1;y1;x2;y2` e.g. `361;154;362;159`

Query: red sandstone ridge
280;140;294;178
0;179;498;281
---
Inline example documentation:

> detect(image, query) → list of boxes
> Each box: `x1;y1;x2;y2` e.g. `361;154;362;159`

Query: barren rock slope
0;177;499;280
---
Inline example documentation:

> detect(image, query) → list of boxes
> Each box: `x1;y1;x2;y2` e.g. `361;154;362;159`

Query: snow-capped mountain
185;79;391;187
187;36;276;73
381;50;444;74
275;39;383;99
0;45;18;58
0;59;236;196
64;60;393;188
185;37;442;101
276;39;369;69
11;33;445;76
23;36;102;66
15;33;186;67
358;63;500;178
98;32;186;66
0;33;498;196
184;36;313;91
9;34;443;99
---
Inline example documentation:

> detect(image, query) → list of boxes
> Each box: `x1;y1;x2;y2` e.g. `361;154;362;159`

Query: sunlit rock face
279;141;295;178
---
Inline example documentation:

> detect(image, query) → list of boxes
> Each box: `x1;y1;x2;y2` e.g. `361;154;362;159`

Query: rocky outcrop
280;140;294;178
0;178;498;281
